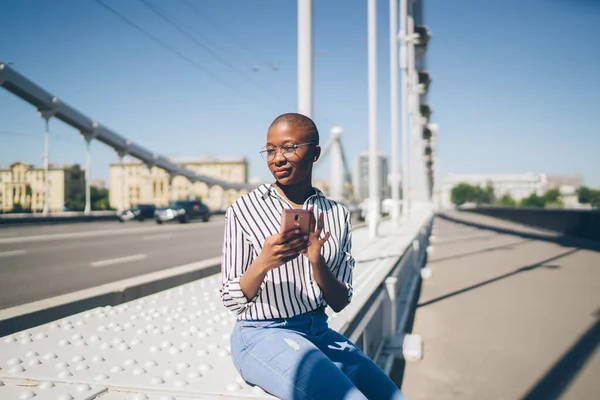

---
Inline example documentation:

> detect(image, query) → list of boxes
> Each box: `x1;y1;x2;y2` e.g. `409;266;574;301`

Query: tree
475;182;495;205
519;189;564;208
451;182;495;206
541;188;563;208
577;186;600;208
10;203;25;213
91;187;111;210
451;182;476;206
64;187;112;211
519;193;546;208
496;194;516;207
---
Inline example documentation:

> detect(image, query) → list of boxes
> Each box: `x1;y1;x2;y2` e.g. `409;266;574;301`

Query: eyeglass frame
259;142;316;161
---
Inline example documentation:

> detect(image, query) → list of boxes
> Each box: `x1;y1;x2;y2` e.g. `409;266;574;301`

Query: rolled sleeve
220;207;259;314
334;212;355;303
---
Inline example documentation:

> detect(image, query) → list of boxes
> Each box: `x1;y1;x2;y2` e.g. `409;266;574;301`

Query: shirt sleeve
333;210;355;303
220;207;259;314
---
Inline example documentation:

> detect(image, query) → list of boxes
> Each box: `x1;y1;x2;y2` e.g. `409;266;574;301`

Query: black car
155;200;210;224
118;204;156;222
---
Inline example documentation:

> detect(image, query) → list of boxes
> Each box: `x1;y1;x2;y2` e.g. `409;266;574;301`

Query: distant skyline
1;0;599;188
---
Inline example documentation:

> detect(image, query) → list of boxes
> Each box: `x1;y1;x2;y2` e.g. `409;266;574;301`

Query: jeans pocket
237;319;287;349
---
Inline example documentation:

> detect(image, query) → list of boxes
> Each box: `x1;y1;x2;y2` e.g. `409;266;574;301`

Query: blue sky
1;0;599;188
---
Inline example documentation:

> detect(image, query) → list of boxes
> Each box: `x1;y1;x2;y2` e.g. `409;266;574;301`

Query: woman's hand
304;208;330;264
256;227;309;272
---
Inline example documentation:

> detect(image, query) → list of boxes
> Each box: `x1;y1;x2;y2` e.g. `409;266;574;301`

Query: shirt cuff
344;282;354;303
227;276;261;308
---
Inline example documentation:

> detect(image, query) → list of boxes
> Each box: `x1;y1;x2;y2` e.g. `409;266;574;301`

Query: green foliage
64;187;112;211
450;181;495;206
450;182;474;206
451;183;575;209
495;194;517;207
91;187;112;210
577;186;600;208
519;193;546;208
9;203;31;213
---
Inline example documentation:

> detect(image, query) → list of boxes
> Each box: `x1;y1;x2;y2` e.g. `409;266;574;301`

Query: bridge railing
460;206;600;242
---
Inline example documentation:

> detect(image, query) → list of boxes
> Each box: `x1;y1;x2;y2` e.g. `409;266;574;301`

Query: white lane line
0;218;224;245
90;254;147;268
0;250;27;258
142;234;173;241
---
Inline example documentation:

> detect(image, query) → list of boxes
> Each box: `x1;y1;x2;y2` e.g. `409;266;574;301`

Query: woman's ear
313;145;321;163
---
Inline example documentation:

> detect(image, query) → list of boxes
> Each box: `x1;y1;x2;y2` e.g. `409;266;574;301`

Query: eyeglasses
259;142;315;161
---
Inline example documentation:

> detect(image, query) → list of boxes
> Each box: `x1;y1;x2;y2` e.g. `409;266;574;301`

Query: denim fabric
230;309;408;400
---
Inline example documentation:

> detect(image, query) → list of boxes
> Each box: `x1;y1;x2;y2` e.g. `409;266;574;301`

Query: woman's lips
274;168;291;178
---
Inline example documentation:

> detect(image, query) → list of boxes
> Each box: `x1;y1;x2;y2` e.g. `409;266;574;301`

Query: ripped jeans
230;308;408;400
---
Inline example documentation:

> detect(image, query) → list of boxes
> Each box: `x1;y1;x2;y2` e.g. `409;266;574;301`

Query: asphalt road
0;217;226;309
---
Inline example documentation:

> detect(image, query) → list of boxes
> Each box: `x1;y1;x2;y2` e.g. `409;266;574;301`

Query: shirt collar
260;183;324;203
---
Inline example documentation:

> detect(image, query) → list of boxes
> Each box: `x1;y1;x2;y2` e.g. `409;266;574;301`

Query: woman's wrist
308;253;325;267
252;254;272;275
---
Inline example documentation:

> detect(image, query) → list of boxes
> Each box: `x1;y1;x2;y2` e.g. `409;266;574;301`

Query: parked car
155;200;210;224
118;204;156;222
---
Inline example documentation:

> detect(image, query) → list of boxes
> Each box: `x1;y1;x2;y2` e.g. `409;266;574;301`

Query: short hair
269;113;319;145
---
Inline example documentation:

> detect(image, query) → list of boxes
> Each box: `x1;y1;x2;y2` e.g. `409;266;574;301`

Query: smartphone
280;209;314;235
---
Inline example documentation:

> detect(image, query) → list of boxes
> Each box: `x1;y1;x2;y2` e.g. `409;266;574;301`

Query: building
438;172;584;209
109;156;248;211
0;162;85;213
90;178;107;190
353;149;390;203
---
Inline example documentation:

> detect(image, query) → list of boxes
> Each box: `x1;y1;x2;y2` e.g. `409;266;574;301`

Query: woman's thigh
230;321;368;400
313;329;408;400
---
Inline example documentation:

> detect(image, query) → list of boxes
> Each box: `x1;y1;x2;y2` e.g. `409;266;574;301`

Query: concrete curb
0;256;222;337
0;211;118;226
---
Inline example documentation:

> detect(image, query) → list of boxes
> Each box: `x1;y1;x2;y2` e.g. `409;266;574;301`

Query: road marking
0;250;26;258
0;218;224;245
143;234;172;241
90;254;147;268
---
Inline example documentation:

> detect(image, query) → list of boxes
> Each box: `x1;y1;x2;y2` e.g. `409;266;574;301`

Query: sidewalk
402;212;600;400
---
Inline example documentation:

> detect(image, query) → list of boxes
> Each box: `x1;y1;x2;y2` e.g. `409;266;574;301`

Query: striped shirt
220;183;355;320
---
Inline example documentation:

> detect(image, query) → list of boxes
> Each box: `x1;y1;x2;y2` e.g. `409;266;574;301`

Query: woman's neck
273;181;315;208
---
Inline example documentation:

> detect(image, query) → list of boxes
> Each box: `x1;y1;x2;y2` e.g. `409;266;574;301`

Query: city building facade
353;149;391;203
109;156;248;211
0;162;85;213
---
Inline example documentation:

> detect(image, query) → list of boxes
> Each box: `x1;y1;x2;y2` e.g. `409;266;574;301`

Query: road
0;217;226;309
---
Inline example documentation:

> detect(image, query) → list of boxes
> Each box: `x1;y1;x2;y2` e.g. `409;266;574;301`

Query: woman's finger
319;231;331;245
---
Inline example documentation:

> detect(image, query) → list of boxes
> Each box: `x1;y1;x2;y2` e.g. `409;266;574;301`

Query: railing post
384;276;398;335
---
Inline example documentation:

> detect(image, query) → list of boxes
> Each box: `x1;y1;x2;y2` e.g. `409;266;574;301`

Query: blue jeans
230;308;408;400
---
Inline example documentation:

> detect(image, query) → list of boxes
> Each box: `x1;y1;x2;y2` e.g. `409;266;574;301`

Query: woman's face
265;121;320;186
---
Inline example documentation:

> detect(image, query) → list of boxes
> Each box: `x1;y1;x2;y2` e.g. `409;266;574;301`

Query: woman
220;113;407;400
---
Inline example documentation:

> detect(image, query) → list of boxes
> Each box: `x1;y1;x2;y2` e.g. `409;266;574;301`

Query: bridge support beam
367;0;380;238
400;0;412;221
297;0;313;118
329;127;344;202
116;151;126;212
390;0;401;226
81;128;97;215
38;110;54;215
